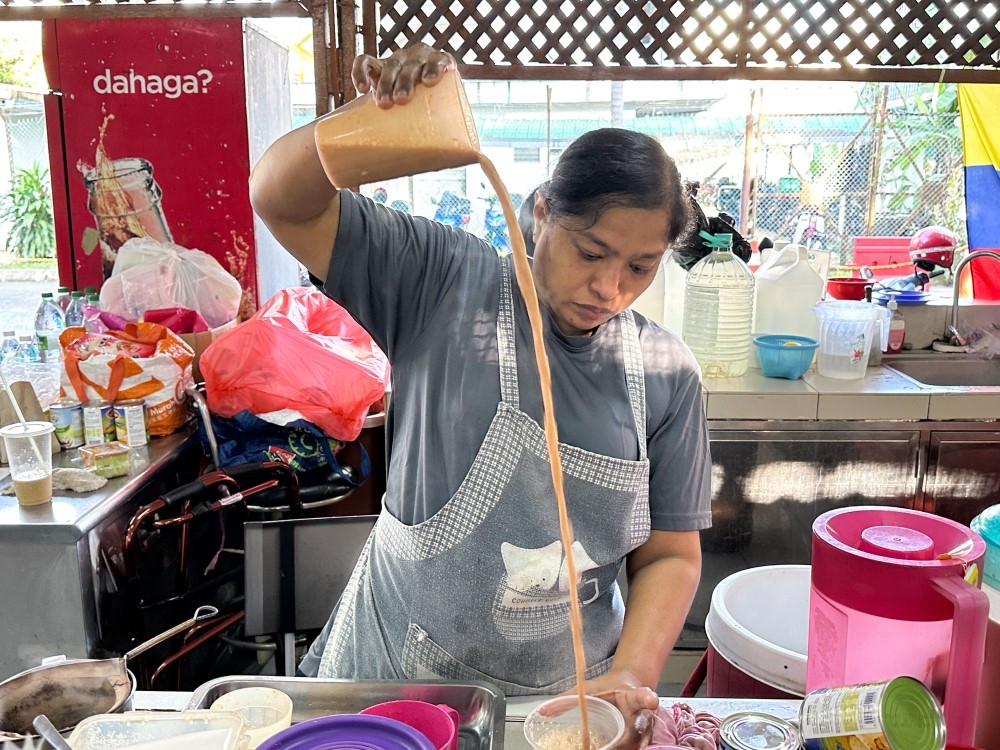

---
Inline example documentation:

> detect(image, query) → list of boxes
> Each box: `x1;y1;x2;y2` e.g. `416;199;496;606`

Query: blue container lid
256;714;436;750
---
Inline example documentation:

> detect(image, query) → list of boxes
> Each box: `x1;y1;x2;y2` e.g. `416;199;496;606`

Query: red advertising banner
44;18;258;312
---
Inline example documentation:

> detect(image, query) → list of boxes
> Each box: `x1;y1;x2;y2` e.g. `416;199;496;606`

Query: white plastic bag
100;238;243;328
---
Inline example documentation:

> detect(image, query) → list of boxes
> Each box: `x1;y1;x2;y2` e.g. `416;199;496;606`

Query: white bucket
704;564;810;696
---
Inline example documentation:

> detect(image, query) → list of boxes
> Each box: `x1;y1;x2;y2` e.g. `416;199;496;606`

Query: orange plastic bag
200;287;389;442
60;322;195;436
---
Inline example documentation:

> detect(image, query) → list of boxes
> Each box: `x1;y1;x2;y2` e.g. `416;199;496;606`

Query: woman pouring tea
249;43;712;748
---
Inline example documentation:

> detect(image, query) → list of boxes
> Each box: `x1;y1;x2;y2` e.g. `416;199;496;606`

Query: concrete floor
0;279;56;337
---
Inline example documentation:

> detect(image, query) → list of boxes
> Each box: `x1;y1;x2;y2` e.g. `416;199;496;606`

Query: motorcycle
483;196;512;255
432;191;472;228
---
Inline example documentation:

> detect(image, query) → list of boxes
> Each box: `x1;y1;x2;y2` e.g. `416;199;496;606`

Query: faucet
946;250;1000;346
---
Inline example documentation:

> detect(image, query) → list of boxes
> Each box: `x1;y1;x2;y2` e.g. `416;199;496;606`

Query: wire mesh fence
667;82;964;270
2;112;48;177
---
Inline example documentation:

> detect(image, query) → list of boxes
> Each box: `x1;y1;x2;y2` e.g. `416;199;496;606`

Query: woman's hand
578;670;660;750
351;43;456;109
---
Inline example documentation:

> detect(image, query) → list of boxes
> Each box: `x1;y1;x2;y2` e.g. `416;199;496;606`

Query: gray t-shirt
321;190;712;532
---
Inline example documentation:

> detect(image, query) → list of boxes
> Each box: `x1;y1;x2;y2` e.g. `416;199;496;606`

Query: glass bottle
682;232;756;378
83;156;173;279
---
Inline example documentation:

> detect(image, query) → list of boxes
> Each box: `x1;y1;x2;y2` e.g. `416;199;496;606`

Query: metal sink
884;354;1000;389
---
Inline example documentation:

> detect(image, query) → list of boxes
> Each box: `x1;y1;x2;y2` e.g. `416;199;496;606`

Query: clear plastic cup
210;687;293;749
313;68;480;189
1;421;54;506
523;695;625;750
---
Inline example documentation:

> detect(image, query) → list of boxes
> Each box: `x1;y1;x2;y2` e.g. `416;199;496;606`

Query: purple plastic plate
256;714;437;750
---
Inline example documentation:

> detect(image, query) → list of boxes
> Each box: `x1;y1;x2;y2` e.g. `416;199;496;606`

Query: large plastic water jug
682;233;755;378
807;506;989;746
753;243;825;341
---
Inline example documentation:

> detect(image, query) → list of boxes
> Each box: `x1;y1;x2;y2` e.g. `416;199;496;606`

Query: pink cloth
649;703;722;750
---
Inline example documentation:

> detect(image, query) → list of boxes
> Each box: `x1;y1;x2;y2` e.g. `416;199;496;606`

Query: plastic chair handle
931;575;989;746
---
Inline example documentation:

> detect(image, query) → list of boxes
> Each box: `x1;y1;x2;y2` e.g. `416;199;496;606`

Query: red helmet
910;225;957;252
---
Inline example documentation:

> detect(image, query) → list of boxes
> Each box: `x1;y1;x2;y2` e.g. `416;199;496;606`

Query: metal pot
0;605;217;740
0;657;136;740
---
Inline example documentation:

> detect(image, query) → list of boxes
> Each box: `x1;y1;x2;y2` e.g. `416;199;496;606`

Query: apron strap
497;257;520;408
619;308;648;461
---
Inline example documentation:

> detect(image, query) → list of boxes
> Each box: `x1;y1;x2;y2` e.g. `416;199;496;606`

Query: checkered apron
317;258;651;694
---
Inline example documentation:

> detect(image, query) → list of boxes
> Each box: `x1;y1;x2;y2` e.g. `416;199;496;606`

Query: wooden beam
0;3;308;20
455;64;1000;85
311;0;330;115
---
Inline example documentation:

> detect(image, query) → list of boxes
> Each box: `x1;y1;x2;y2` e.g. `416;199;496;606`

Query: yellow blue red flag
958;84;1000;299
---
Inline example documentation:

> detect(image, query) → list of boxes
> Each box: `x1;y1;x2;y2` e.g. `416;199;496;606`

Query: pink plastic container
807;506;989;747
360;699;460;750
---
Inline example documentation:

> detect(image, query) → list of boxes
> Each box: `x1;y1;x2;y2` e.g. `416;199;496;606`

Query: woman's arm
249;120;341;281
581;530;702;748
615;529;702;687
248;43;456;282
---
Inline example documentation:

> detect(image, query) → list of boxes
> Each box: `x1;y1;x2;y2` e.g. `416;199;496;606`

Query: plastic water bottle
682;231;756;378
83;293;104;332
65;291;87;327
33;292;65;362
0;331;18;364
56;286;72;312
14;335;40;363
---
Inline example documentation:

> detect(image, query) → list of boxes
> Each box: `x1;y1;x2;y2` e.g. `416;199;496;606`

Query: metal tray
185;676;506;749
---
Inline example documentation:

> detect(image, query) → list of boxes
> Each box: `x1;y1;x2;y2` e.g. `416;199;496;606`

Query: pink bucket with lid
807;506;989;747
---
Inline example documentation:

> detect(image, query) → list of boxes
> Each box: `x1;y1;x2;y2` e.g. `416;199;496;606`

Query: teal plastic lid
971;504;1000;590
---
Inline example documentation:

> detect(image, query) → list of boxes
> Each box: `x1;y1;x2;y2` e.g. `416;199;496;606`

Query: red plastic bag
200;287;389;442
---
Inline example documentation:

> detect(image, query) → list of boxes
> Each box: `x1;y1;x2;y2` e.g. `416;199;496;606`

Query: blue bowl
753;334;819;380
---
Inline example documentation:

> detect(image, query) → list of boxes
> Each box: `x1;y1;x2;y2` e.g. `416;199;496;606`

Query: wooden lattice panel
374;0;740;68
746;0;1000;69
371;0;1000;77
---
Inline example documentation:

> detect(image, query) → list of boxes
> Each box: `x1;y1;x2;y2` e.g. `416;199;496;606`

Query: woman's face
531;194;672;336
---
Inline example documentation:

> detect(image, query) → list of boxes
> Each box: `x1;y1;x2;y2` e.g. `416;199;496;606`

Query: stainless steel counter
0;428;203;678
0;429;197;544
131;691;802;748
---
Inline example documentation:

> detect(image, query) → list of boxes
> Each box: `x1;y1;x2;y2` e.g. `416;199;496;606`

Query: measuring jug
806;506;989;746
314;68;480;188
811;300;881;378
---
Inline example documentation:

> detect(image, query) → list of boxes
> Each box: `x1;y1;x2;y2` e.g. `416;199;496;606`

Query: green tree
0;162;56;259
0;23;45;88
0;46;30;86
878;83;964;242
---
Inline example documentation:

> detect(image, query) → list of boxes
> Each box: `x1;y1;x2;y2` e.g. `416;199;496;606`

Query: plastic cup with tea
523;695;626;750
313;68;480;189
1;421;55;506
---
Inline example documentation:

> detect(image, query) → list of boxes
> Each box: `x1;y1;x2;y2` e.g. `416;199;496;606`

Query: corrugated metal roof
476;113;873;145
